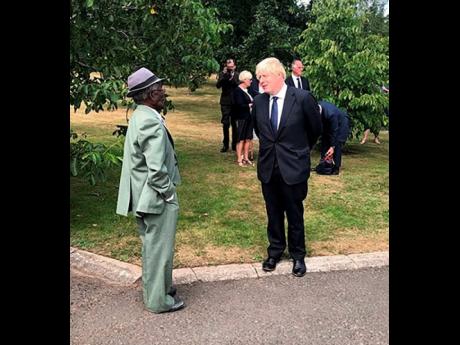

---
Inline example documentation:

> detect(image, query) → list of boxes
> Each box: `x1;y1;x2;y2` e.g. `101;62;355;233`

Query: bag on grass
315;157;335;175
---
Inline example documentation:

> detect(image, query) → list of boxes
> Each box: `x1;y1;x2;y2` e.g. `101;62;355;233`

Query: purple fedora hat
126;67;165;97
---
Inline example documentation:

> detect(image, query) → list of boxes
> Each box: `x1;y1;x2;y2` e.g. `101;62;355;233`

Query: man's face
292;61;304;77
226;60;235;71
149;83;166;110
257;71;284;95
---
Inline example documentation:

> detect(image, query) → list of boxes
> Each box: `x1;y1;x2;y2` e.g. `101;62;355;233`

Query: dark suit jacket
252;86;322;185
216;70;239;105
285;75;310;91
232;87;252;120
248;78;262;97
319;101;350;146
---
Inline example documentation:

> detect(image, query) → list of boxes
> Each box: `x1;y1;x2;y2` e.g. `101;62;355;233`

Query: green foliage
70;0;231;185
296;0;388;137
235;0;305;70
203;0;261;66
70;0;231;113
70;129;123;185
363;0;389;36
205;0;312;71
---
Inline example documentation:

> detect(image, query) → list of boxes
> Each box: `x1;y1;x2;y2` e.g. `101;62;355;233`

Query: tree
363;0;389;37
235;0;312;72
70;0;230;114
203;0;261;67
204;0;311;71
296;0;389;137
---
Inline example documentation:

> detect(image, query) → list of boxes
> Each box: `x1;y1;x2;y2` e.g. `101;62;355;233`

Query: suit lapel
258;93;275;138
243;90;252;102
165;127;175;148
302;76;307;90
277;87;295;137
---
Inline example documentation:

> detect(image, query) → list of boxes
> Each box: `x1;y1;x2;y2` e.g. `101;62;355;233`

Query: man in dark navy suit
317;100;350;175
252;57;322;277
216;58;239;152
285;59;310;91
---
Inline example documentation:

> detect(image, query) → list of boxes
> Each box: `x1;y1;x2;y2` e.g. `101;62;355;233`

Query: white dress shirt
291;73;302;89
269;83;288;130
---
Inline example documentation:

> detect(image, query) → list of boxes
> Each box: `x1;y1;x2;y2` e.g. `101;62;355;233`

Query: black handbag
315;157;335;175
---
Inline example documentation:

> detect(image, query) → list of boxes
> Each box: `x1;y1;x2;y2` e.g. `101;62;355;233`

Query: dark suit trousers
220;105;237;150
261;166;308;260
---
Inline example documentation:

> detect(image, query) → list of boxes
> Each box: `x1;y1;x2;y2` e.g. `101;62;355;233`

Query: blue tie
271;96;278;133
297;77;301;88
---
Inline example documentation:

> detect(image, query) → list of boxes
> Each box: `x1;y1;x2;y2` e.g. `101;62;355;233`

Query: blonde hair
256;57;286;79
239;70;253;83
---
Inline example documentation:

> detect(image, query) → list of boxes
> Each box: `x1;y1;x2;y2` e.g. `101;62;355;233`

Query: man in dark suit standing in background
248;76;264;97
318;100;350;175
285;59;310;91
252;57;322;277
216;58;239;152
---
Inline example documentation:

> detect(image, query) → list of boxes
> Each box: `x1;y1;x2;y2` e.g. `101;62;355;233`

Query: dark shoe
168;286;177;297
163;298;186;313
144;298;186;314
220;147;228;153
262;257;279;272
331;168;340;175
292;259;307;277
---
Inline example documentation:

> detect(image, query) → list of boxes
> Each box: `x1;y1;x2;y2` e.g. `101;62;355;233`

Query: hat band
129;75;162;93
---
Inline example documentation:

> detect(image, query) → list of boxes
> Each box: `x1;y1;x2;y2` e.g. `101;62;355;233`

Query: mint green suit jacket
116;105;180;217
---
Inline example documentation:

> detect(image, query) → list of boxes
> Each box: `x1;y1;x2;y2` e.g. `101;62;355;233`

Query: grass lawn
70;77;388;268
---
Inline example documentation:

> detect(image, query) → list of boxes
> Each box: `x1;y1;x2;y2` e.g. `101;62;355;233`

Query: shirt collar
137;104;164;124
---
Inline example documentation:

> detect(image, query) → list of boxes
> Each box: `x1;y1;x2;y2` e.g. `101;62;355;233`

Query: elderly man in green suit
116;67;184;313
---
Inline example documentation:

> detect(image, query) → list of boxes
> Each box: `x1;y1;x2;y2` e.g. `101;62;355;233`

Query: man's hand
325;147;334;158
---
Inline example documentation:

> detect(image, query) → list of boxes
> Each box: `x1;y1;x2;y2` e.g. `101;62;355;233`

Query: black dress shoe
168;286;177;297
220;147;228;153
262;257;279;271
331;168;340;175
292;259;307;277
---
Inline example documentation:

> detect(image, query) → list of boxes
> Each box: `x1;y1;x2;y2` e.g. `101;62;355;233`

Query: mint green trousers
136;200;179;313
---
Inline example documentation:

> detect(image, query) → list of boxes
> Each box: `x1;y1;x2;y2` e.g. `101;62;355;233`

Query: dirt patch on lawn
173;228;388;267
309;175;345;195
166;111;221;140
70;102;221;141
174;244;258;267
309;229;388;256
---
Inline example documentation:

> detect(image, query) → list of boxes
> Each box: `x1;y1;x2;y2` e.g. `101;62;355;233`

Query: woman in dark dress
232;70;254;166
247;76;264;161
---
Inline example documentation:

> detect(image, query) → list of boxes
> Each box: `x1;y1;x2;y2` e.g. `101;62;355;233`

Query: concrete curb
70;247;142;285
70;247;388;286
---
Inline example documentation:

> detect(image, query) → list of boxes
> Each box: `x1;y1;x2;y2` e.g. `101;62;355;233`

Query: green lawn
70;78;388;268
